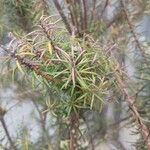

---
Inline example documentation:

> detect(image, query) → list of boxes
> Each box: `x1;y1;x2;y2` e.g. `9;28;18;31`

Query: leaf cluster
1;16;121;117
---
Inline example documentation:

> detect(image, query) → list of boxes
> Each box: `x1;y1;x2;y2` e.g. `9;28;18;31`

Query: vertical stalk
65;0;81;35
0;117;16;150
81;0;87;31
76;0;83;32
69;112;79;150
90;0;97;22
53;0;72;34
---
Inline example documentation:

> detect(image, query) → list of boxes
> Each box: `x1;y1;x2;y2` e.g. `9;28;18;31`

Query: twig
76;0;84;32
69;112;79;150
0;107;16;150
53;0;72;34
66;0;76;26
65;0;80;35
90;0;97;22
82;0;87;31
100;0;109;18
0;45;55;83
120;0;148;63
115;71;150;149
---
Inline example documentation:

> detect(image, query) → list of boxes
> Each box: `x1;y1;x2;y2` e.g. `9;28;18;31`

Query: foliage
2;16;121;116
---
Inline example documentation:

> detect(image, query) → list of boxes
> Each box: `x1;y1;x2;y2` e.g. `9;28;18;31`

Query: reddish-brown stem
69;112;79;150
120;0;148;63
90;0;97;22
116;73;150;150
82;0;87;31
0;117;16;150
53;0;72;34
0;45;55;82
65;0;75;26
100;0;109;18
76;0;83;32
65;0;80;35
118;4;150;147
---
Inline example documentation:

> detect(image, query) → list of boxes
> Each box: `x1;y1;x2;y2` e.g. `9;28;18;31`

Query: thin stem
100;0;109;18
76;0;83;32
0;45;56;82
69;112;79;150
65;0;80;35
115;72;150;149
66;0;76;26
53;0;72;34
82;0;87;31
90;0;97;22
0;117;16;150
120;0;148;64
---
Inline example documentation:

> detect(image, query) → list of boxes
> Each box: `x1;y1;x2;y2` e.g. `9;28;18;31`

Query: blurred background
0;0;150;150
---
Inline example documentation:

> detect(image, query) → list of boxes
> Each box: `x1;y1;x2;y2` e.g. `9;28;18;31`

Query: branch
100;0;109;18
90;0;97;22
82;0;87;31
53;0;72;34
65;0;80;35
115;72;150;149
69;112;79;150
0;107;17;150
120;0;148;63
76;0;84;32
0;45;55;83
